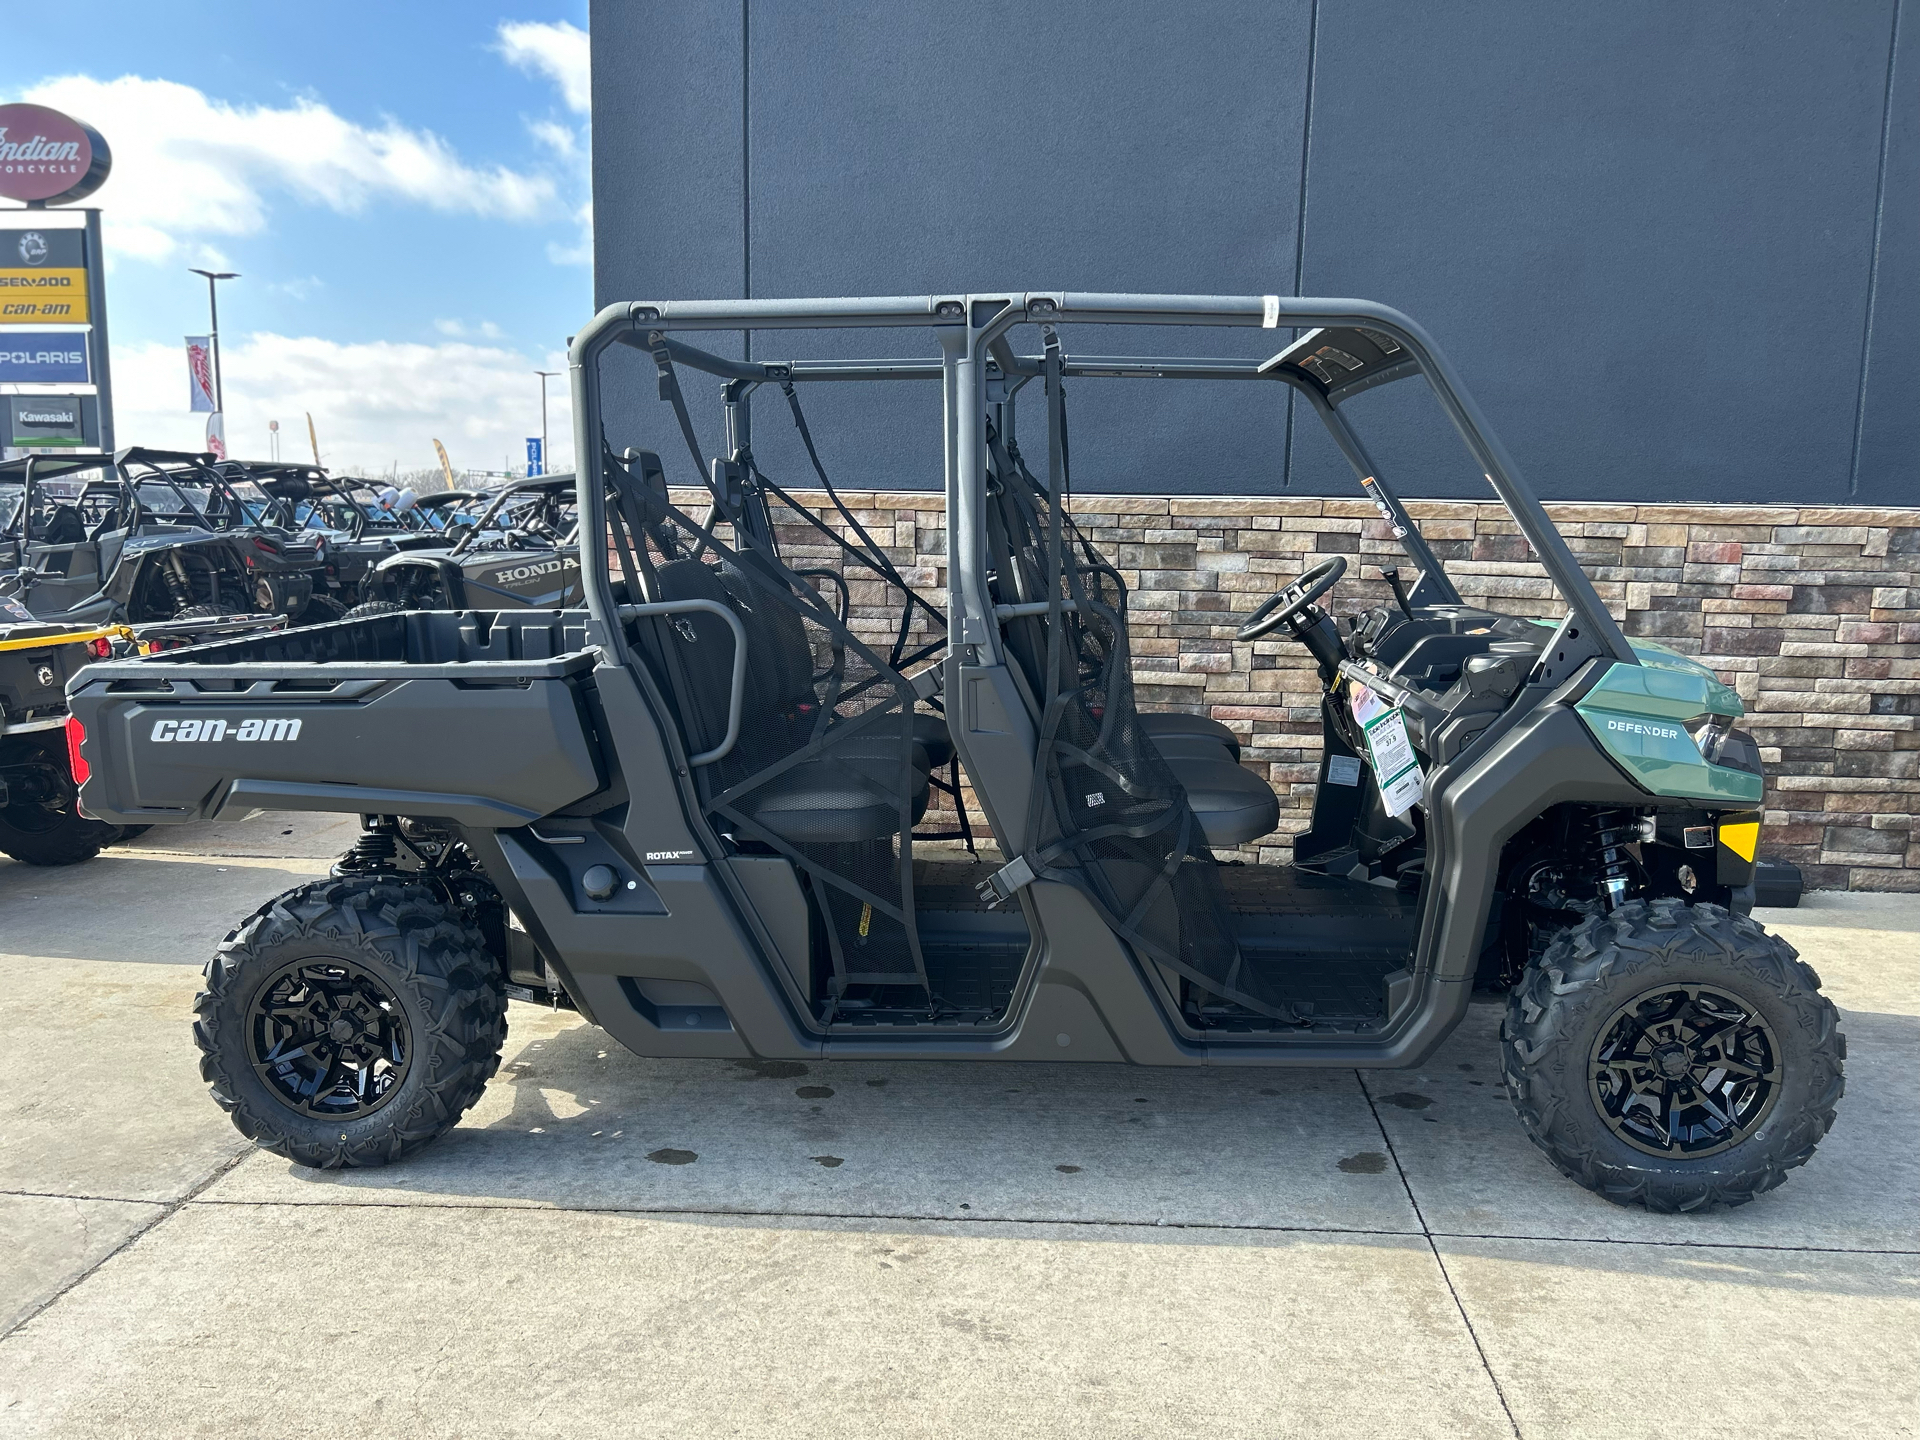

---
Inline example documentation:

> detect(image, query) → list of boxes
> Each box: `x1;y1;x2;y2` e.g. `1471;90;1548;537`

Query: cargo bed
67;610;607;827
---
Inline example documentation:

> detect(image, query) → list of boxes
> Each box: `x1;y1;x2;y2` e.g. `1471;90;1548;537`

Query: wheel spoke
248;954;414;1121
1590;983;1781;1159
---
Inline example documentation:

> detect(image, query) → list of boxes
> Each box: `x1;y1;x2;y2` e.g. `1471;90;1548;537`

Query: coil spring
339;821;399;872
1591;809;1641;909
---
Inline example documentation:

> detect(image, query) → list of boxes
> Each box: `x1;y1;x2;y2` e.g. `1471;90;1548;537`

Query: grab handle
617;599;749;767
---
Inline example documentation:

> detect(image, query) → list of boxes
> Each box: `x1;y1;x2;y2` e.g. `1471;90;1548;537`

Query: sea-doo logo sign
150;717;303;743
490;555;578;586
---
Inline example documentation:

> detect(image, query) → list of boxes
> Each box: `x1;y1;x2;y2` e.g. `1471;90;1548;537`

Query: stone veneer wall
680;488;1920;892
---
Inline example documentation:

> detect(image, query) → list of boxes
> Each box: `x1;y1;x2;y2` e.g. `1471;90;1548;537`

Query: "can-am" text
150;717;303;743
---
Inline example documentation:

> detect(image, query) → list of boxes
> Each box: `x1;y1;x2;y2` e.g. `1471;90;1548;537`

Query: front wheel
1502;898;1844;1212
194;877;508;1168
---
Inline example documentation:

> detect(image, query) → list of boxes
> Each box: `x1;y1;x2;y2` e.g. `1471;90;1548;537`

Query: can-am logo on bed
150;717;303;743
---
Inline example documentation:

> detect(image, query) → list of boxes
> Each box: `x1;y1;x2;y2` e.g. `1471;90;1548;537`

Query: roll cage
560;292;1646;1065
568;295;1631;666
444;475;577;557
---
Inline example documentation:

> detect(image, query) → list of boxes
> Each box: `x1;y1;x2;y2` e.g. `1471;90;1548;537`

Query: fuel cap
582;864;618;902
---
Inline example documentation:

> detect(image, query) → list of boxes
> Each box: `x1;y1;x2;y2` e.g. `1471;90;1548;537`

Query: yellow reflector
1719;821;1760;863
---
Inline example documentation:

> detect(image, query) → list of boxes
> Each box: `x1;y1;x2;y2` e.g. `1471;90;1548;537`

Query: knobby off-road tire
0;735;118;865
297;593;347;625
1502;898;1844;1212
172;602;247;622
344;600;405;620
195;876;508;1168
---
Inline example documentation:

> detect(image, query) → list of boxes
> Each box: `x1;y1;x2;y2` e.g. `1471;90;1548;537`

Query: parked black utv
253;468;481;611
352;475;580;613
0;450;333;628
0;617;128;863
68;291;1843;1213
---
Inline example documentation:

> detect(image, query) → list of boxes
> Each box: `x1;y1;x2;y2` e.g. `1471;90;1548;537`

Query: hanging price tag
1348;683;1425;818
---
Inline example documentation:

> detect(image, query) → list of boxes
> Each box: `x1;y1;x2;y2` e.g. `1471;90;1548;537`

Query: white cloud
16;74;556;263
496;20;591;114
528;118;578;159
548;198;593;267
114;333;572;477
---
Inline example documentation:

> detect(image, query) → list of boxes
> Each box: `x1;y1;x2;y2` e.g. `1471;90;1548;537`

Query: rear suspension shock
335;816;401;874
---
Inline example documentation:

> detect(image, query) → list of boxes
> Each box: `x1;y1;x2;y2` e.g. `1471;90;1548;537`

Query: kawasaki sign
0;104;112;205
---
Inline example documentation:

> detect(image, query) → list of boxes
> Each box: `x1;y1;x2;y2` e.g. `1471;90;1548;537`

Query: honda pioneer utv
351;474;581;615
67;292;1843;1212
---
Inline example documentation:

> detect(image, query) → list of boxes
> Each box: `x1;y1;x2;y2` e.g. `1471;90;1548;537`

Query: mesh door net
989;343;1292;1022
603;440;933;1000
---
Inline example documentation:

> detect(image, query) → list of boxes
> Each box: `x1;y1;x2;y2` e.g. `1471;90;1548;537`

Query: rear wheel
0;735;119;865
194;877;508;1168
345;600;405;620
173;601;247;622
1502;898;1844;1211
298;593;346;625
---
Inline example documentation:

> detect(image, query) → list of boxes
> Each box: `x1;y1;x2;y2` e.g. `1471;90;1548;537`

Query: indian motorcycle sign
0;104;112;206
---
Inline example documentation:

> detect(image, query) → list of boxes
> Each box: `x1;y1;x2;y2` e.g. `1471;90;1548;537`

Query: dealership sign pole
0;102;113;455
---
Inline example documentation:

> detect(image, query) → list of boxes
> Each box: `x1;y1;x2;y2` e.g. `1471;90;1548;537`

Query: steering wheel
1236;555;1348;642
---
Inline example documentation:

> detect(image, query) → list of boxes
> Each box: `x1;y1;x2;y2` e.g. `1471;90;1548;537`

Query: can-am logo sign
149;717;304;743
0;104;112;205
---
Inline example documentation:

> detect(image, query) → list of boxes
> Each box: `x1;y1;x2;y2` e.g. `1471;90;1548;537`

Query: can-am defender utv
67;292;1843;1212
351;475;581;614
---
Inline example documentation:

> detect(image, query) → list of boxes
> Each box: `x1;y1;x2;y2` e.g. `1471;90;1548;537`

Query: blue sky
2;2;591;474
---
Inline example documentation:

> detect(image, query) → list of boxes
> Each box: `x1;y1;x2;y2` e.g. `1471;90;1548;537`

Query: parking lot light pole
188;268;239;409
535;370;559;473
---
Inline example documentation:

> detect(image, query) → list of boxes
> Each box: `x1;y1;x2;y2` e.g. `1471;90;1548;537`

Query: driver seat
983;490;1277;852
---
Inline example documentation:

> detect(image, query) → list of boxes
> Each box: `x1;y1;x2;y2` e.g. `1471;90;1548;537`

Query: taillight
65;715;89;784
87;637;113;658
254;537;279;554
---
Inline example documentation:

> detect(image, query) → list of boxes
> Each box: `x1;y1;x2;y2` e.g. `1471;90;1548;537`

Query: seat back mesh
604;448;931;995
989;356;1291;1021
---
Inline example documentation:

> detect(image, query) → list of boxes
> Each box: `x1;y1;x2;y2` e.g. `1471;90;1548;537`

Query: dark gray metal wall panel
1290;0;1902;504
591;2;1912;506
590;0;747;461
729;0;1312;496
1851;0;1917;506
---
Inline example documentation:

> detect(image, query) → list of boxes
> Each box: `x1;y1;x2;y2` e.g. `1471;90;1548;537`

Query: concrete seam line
169;1194;1920;1257
1358;1069;1524;1440
0;1145;254;1346
16;1188;1913;1255
175;1195;1426;1239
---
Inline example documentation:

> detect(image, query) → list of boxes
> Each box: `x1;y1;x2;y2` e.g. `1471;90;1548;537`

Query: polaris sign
0;331;89;384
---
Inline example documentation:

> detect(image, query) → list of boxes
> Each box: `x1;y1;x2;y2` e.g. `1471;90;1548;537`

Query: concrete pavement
0;814;1914;1438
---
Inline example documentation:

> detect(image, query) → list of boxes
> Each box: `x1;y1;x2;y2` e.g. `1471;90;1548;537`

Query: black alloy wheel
247;957;412;1119
1588;982;1781;1158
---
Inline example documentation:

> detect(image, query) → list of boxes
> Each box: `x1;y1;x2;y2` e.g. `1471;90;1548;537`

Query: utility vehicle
0;450;333;627
67;292;1843;1212
353;474;581;613
253;467;477;610
0;607;283;863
